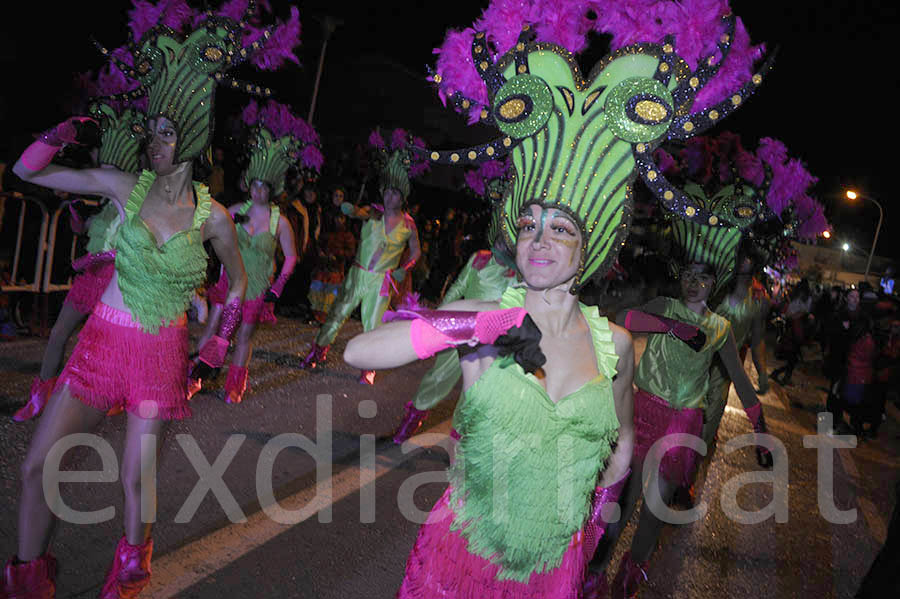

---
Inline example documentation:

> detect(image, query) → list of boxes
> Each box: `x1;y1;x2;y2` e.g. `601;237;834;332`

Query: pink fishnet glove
21;116;97;171
406;308;527;359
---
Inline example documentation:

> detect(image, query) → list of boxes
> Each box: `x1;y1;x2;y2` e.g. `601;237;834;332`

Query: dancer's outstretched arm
343;299;498;370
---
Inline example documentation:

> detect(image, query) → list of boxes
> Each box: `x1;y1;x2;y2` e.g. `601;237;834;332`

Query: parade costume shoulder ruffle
115;170;210;334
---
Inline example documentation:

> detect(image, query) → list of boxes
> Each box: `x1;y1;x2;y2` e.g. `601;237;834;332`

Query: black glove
493;313;546;375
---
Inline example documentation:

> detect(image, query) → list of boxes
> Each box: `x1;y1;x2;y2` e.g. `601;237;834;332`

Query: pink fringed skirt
397;487;590;599
208;271;275;325
632;388;704;487
57;302;191;420
63;259;115;314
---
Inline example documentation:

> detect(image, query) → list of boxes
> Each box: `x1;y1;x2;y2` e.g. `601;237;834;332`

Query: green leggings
315;266;391;347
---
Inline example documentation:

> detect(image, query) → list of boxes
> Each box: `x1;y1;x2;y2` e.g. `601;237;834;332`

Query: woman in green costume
344;0;774;590
4;1;300;596
190;99;322;404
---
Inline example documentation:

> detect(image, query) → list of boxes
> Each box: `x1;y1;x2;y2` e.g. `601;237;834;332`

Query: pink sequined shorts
57;303;191;420
632;388;704;487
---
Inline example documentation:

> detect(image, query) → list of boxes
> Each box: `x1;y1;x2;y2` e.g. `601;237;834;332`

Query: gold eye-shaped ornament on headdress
604;76;674;143
492;74;553;140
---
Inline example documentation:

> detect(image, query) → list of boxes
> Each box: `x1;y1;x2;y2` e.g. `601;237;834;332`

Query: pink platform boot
12;377;57;422
224;365;249;404
611;552;648;599
392;402;429;444
2;553;57;598
99;536;153;599
300;342;329;369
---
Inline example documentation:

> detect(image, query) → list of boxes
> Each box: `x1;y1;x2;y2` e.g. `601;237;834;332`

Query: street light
822;230;831;239
845;189;884;282
842;242;850;252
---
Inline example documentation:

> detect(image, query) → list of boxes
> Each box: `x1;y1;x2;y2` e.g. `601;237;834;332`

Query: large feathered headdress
424;0;772;292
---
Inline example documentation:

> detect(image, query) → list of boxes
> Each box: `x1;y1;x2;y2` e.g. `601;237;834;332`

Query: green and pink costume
397;288;620;596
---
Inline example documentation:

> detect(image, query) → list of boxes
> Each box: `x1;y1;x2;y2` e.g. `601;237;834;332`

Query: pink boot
224;365;249;405
300;342;329;369
99;536;152;599
611;552;648;599
358;370;376;385
13;377;57;422
392;402;429;444
2;553;57;599
583;570;609;599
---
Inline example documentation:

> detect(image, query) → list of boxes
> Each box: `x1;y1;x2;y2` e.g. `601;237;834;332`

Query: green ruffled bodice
634;297;732;410
447;287;620;581
115;170;211;333
235;201;279;300
84;202;122;255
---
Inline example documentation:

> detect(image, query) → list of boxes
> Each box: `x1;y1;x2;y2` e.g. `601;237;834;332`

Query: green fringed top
447;286;620;582
84;202;122;255
357;213;414;272
442;251;517;304
235;201;279;301
115;170;211;333
634;297;731;410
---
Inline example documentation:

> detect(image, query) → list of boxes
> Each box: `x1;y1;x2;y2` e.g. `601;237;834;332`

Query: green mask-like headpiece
426;17;772;292
244;128;298;196
89;103;146;174
671;176;768;292
96;1;302;164
368;128;430;200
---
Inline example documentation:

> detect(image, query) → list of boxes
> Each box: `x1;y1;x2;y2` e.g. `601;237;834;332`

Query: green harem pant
315;265;391;347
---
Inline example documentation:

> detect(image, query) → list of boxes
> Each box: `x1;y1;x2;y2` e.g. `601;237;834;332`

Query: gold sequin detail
516;42;525;51
737;206;754;218
663;43;673;53
659;63;669;73
752;74;762;85
486;146;495;156
499;98;526;119
664;190;674;200
647;170;658;181
709;215;719;225
689;76;699;88
731;94;742;106
636;143;646;153
481;109;489;119
430;152;440;160
685;206;696;216
433;74;442;83
461;99;470;109
450;153;460;163
635;100;667;122
204;47;223;61
709;110;719;120
476;32;485;39
682;121;694;132
721;34;730;43
517;64;527;74
503;137;512;147
474;45;483;54
480;61;489;70
468;151;477;160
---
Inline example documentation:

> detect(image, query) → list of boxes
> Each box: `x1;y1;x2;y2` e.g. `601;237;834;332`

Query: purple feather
368;129;386;150
300;145;324;173
241;99;260;126
217;0;249;21
250;6;302;70
465;170;486;197
391;128;409;150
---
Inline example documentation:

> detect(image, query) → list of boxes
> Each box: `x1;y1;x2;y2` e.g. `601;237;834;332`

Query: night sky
1;1;897;260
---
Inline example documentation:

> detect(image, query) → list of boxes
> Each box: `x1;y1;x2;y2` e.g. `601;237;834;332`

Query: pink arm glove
584;468;631;556
388;308;527;359
267;255;297;299
624;310;706;351
20;117;97;172
193;298;242;378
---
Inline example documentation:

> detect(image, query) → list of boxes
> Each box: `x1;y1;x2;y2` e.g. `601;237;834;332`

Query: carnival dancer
14;65;144;422
392;160;517;443
348;0;771;594
189;99;322;403
300;128;424;385
696;134;824;447
594;163;780;599
2;1;300;596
